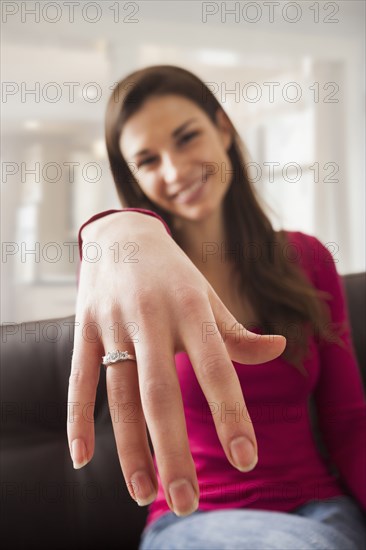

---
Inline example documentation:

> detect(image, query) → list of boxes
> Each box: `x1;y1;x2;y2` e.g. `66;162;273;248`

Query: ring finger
103;331;158;506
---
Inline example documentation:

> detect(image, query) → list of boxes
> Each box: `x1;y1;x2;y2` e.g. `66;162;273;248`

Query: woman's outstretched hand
67;211;286;517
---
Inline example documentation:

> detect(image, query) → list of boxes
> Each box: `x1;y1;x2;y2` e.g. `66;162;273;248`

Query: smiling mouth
171;176;209;203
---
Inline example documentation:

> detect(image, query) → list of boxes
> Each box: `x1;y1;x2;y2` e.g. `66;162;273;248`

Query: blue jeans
139;496;366;549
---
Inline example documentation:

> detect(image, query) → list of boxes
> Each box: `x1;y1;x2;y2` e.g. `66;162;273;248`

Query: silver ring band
102;350;136;368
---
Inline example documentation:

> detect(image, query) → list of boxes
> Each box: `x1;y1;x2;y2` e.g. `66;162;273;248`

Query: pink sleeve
307;234;366;512
77;208;172;285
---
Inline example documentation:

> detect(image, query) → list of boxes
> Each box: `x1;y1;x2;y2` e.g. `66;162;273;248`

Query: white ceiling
2;0;364;49
2;0;364;139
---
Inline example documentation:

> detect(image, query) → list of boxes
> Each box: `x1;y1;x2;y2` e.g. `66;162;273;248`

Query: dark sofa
1;273;365;550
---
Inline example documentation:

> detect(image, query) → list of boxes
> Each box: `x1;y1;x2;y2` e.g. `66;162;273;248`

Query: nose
161;152;190;187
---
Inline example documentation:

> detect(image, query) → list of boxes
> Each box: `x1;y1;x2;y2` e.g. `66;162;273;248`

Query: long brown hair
105;65;346;376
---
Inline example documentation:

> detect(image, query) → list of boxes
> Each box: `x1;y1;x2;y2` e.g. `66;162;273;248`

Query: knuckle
108;381;130;404
199;352;226;381
174;285;202;310
133;287;159;317
118;443;143;460
142;380;174;409
68;411;84;425
68;368;86;388
158;448;188;467
98;298;121;323
173;286;205;323
75;301;97;327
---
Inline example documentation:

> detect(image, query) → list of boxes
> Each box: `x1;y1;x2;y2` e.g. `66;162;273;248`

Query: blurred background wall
1;0;365;323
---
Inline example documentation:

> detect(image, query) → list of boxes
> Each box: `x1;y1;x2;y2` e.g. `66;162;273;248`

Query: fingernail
230;436;258;472
168;479;199;517
264;334;285;341
130;470;156;507
71;438;88;469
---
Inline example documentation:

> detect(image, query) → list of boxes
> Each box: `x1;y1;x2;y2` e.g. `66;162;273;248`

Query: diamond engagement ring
102;350;136;368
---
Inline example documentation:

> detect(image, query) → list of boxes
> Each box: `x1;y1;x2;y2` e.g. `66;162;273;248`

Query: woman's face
119;94;233;222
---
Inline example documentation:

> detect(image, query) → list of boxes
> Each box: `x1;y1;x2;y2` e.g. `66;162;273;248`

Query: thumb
209;289;286;365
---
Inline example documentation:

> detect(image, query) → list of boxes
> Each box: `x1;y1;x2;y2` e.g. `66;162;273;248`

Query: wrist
81;210;167;242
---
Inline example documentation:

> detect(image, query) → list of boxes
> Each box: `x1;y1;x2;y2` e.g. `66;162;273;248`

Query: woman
68;66;366;549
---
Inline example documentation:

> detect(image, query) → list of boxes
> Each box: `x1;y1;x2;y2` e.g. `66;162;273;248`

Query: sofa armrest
1;315;149;550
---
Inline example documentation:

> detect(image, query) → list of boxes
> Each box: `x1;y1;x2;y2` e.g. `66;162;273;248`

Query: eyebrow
132;118;198;159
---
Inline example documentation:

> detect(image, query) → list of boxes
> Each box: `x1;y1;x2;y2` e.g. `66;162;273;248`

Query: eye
137;132;200;168
138;156;157;168
179;131;199;144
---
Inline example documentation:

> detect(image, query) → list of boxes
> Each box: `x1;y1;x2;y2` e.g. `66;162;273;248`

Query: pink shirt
78;209;366;528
